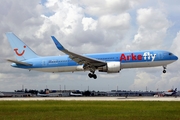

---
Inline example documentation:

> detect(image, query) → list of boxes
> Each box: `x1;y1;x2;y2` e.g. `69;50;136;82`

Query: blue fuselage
11;50;178;73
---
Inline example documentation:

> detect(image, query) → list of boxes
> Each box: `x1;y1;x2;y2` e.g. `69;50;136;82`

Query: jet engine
98;62;121;73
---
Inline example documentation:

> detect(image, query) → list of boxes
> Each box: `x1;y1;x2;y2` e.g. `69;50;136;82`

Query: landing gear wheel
93;74;97;79
88;73;93;78
162;66;167;74
88;73;97;79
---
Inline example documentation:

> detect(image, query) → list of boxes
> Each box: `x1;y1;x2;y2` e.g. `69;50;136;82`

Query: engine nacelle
98;62;121;73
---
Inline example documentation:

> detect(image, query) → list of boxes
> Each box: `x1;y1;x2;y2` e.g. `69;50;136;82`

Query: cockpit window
169;53;173;55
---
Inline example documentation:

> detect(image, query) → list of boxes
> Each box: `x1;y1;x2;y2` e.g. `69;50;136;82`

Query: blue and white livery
6;32;178;79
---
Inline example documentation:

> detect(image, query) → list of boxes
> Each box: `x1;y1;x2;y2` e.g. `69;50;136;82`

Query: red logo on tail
14;46;26;56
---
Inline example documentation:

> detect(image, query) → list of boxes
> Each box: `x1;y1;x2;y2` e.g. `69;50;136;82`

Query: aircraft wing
7;59;32;66
51;36;106;68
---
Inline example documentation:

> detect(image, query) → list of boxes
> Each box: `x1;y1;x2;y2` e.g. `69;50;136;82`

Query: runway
0;97;180;101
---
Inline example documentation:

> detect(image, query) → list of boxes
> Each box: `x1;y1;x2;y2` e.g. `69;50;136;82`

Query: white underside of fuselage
121;60;174;68
30;60;175;73
32;65;84;73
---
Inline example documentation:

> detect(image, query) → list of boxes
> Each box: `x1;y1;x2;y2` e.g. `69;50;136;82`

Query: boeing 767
6;32;178;79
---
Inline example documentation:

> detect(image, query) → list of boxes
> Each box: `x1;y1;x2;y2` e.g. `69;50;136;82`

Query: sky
0;0;180;91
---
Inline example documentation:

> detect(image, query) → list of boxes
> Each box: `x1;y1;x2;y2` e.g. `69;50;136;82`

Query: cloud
36;0;132;55
98;13;130;30
170;32;180;57
80;0;143;16
129;71;158;90
82;17;97;31
129;8;171;50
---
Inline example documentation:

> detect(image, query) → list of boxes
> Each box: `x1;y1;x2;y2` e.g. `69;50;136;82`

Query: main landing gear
163;66;166;73
88;73;97;79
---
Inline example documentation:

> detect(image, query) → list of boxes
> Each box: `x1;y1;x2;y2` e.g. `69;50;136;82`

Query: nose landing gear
163;69;166;73
163;66;166;73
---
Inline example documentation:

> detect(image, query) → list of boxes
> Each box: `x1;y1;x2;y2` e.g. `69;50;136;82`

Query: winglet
51;36;65;51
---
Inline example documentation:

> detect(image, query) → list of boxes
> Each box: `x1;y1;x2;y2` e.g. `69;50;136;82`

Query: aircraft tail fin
172;88;178;95
6;32;39;61
174;88;177;92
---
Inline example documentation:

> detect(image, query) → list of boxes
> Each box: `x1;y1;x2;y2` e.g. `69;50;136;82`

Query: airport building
0;88;179;98
0;92;32;97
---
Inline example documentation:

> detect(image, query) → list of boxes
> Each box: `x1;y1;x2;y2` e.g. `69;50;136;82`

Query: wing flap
7;59;32;66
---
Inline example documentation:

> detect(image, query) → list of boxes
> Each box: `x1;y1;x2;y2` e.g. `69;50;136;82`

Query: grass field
0;101;180;120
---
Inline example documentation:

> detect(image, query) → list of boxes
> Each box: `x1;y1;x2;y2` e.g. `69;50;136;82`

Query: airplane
162;88;177;97
37;92;61;97
6;32;178;79
37;93;49;97
70;91;83;96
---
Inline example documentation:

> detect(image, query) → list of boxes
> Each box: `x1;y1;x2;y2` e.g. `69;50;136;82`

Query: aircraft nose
174;55;178;60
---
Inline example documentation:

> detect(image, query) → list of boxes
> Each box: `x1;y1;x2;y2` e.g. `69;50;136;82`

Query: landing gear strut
163;66;166;73
88;73;97;79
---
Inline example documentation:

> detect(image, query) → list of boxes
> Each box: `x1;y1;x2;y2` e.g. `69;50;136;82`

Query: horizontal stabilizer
7;59;32;66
